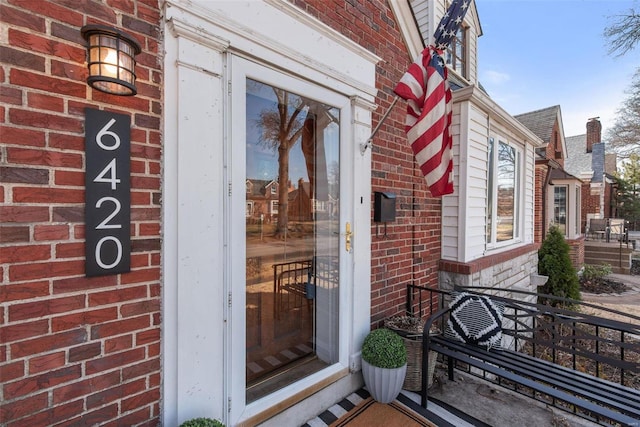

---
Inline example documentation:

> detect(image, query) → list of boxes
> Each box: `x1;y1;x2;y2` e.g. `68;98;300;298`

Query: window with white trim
548;181;581;239
445;25;467;78
575;188;581;235
554;185;567;235
487;137;522;246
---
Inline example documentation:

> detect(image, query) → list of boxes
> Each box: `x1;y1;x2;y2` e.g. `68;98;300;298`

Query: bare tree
258;88;308;238
604;6;640;57
605;68;640;160
604;7;640;160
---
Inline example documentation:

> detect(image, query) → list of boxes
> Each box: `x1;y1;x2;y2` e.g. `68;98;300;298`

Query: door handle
345;222;352;252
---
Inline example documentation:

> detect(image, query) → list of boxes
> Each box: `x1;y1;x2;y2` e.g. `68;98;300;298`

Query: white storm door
227;55;354;423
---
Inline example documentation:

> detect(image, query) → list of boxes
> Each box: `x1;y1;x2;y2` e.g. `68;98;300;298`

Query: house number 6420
85;109;131;276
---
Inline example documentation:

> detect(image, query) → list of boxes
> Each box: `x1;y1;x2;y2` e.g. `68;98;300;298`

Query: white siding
464;105;490;258
442;102;462;260
523;144;535;244
409;0;430;48
466;18;479;85
443;102;489;262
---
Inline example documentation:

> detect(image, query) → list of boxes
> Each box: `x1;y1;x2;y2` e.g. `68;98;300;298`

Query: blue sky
476;0;638;138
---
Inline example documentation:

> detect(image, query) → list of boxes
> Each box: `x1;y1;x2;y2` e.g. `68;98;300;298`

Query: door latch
345;222;352;252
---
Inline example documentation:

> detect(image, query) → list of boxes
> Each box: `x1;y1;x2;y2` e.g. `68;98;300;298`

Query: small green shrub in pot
361;328;407;369
179;418;224;427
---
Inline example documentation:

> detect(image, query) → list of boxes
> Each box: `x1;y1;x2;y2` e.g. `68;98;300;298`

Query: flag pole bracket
360;95;400;156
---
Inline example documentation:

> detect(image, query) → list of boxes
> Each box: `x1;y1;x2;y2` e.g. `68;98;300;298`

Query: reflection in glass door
245;79;340;402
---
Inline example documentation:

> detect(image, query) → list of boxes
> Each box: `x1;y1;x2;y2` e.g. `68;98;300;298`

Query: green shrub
361;328;407;369
179;418;224;427
580;263;612;283
538;225;580;305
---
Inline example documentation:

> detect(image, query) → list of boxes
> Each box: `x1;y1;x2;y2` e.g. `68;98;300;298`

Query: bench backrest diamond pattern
445;292;504;350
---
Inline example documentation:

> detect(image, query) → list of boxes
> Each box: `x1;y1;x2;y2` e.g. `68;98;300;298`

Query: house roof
549;168;581;183
564;134;593;179
246;179;275;197
514;105;560;144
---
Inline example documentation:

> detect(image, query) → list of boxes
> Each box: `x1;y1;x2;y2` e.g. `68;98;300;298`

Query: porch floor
301;369;600;427
300;271;640;427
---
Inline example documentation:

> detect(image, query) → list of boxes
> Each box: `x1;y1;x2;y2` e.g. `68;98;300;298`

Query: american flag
394;0;470;197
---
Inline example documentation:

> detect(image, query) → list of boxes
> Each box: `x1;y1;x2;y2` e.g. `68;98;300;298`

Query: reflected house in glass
246;179;280;222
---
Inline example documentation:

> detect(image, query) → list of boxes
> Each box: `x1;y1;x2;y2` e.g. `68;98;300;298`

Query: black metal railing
406;284;640;389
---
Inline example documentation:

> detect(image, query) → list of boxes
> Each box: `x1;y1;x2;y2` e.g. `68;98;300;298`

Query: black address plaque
85;108;131;276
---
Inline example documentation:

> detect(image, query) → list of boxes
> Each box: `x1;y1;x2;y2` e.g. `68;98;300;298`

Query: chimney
586;117;601;153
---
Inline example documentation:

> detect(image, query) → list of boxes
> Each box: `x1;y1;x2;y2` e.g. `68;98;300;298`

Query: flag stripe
395;47;453;196
393;0;469;197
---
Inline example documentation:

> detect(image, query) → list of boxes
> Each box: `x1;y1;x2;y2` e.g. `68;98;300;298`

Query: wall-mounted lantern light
81;24;141;96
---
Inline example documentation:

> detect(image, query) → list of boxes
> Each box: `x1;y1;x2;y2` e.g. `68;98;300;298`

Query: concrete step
584;242;633;274
584;241;633;275
584;244;633;255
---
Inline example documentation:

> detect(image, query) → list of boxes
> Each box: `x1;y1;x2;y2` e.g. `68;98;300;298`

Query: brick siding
581;182;601;233
567;237;585;270
0;1;162;425
1;0;445;424
534;164;546;243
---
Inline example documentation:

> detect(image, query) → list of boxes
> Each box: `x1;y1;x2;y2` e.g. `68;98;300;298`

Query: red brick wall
581;182;601;233
295;0;442;327
586;118;601;153
541;121;564;167
567;237;584;270
1;1;162;425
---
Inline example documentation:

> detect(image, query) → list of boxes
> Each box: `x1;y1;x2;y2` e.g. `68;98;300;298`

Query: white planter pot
361;359;407;403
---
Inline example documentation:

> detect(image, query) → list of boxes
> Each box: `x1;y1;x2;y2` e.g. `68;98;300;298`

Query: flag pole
360;95;400;155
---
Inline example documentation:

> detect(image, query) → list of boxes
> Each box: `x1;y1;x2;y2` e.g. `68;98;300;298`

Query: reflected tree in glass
256;87;309;239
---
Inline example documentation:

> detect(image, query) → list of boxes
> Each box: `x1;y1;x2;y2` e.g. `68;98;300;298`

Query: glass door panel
245;78;340;402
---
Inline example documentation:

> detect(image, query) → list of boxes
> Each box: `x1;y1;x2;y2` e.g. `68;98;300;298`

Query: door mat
331;397;436;427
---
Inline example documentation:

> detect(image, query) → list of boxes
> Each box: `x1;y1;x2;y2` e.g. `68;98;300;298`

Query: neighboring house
246;179;279;221
1;1;545;426
564;118;618;233
515;105;584;269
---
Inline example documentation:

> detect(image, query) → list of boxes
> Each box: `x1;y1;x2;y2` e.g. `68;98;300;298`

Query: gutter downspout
542;162;552;239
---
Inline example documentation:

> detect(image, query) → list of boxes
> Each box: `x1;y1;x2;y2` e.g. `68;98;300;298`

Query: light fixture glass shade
81;25;141;96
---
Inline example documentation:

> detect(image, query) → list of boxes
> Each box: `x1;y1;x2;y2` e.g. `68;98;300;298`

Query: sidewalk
581;272;640;324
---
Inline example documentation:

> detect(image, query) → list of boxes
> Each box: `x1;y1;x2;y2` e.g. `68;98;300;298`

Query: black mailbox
374;191;396;222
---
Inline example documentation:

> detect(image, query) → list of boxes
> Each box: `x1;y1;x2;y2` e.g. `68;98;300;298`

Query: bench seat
425;334;640;426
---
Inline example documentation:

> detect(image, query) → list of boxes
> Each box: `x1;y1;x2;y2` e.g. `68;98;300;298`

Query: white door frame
162;2;378;425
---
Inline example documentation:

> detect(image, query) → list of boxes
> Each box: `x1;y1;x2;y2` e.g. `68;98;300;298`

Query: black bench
419;290;640;426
